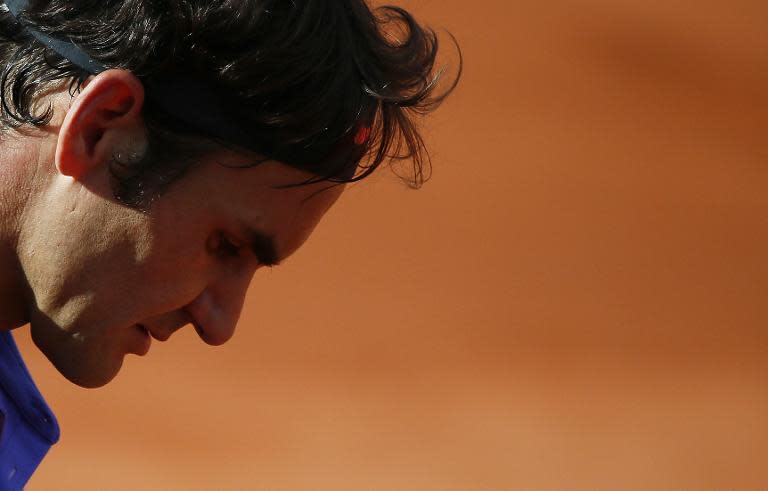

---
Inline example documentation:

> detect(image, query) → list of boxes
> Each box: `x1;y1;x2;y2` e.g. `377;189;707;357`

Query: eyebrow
245;228;281;267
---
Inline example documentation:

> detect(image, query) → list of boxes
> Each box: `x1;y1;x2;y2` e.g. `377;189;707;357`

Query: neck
0;131;43;330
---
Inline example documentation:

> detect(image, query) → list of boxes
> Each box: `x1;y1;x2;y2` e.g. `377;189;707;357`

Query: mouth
139;324;172;342
131;324;152;356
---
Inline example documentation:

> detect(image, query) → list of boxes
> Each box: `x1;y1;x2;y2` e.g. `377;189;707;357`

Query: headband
4;0;371;175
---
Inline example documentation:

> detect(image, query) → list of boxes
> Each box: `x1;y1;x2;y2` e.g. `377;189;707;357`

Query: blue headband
6;0;106;73
3;0;281;154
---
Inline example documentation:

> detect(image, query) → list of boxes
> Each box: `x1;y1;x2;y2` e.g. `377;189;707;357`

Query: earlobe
55;69;146;180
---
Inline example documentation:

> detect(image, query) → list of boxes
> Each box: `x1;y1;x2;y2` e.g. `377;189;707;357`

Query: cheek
131;224;213;313
24;201;208;325
23;218;135;311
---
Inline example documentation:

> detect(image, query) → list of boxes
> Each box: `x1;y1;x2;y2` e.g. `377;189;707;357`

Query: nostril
183;294;234;346
191;320;205;338
181;306;203;337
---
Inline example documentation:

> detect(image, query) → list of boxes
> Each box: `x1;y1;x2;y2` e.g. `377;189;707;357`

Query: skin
0;70;344;388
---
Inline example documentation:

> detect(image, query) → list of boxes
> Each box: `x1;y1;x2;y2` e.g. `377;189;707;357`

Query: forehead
209;156;344;214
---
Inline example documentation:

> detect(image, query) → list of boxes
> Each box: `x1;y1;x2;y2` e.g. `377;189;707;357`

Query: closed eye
212;228;280;267
214;232;241;259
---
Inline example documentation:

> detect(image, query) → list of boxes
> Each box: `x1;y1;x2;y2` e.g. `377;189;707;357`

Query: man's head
0;0;458;387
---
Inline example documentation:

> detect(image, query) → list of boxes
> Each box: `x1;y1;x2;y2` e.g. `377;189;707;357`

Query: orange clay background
16;0;768;489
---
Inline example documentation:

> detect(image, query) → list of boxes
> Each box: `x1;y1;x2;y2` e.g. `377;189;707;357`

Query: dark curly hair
0;0;460;207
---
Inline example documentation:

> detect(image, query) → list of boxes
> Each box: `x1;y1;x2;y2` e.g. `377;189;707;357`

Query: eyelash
212;231;275;269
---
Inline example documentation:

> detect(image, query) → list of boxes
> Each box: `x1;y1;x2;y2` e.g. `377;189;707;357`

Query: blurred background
19;0;768;489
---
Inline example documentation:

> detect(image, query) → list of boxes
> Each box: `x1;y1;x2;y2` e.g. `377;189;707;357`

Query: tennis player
0;0;458;487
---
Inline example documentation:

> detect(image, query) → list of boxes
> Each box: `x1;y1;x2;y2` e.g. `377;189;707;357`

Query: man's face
18;151;344;388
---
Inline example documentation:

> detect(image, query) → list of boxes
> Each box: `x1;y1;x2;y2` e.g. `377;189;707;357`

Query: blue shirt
0;331;59;490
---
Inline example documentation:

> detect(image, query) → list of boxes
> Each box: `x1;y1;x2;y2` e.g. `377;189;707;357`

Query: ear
56;69;145;180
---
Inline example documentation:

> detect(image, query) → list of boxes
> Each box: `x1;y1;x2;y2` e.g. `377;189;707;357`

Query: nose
185;267;254;346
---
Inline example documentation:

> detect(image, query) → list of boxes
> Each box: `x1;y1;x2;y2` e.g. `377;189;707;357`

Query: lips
131;324;151;356
137;323;170;342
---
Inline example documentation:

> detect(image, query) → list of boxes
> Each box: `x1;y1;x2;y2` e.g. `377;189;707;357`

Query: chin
58;362;122;389
30;321;124;388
